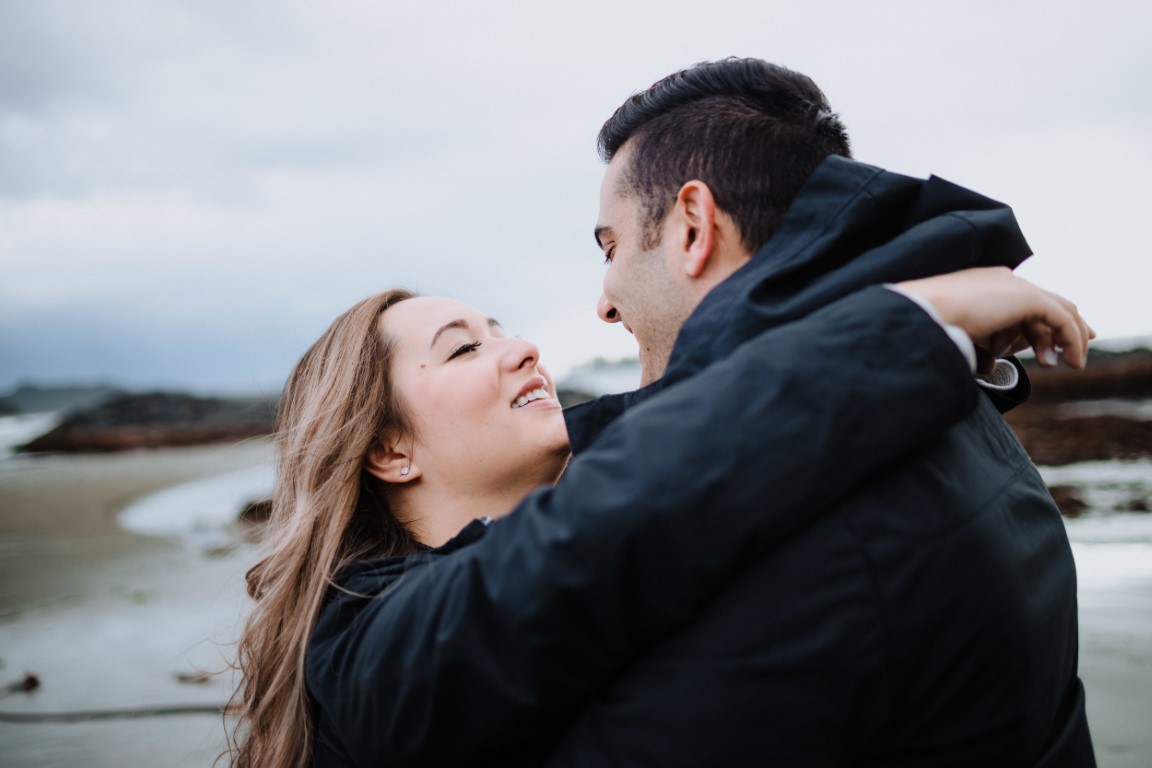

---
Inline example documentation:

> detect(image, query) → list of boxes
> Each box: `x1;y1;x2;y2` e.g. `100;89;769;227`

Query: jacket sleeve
306;285;980;766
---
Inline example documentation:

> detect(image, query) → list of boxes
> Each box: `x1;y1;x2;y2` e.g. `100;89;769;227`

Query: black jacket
306;284;979;767
548;157;1094;766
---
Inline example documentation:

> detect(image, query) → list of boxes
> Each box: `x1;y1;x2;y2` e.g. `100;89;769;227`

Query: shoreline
0;439;273;536
0;441;272;767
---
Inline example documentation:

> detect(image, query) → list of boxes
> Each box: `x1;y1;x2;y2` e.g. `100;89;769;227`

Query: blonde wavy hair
225;289;422;768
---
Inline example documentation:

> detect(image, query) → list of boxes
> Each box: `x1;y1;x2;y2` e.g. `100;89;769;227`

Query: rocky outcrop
1005;407;1152;466
1045;485;1090;517
19;392;277;453
1021;348;1152;403
1004;348;1152;466
11;347;1150;459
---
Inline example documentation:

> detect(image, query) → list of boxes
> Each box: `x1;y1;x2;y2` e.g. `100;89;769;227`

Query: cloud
1;0;1150;393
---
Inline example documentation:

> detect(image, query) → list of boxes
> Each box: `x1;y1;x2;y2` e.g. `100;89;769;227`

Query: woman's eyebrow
430;318;502;348
430;320;468;348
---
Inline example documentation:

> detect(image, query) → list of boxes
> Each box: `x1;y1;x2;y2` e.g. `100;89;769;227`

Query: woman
228;290;572;767
227;273;1088;767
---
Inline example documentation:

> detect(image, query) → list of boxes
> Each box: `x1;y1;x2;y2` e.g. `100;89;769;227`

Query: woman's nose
597;293;620;323
501;336;540;372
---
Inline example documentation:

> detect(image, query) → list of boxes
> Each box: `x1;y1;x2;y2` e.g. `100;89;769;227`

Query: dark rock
238;498;273;525
1046;485;1089;517
18;391;277;453
1020;348;1152;403
1003;347;1152;466
237;498;274;541
1004;406;1152;466
174;671;213;685
2;672;40;695
1119;496;1150;513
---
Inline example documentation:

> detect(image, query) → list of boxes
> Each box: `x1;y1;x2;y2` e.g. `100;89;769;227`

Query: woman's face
381;296;570;495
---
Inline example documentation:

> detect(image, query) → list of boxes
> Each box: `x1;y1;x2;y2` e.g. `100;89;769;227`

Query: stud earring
400;466;410;476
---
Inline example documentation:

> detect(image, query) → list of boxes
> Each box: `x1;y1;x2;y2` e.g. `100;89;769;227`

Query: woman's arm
309;277;1081;766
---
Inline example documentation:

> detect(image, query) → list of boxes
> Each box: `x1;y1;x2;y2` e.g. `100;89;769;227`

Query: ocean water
1041;460;1152;533
118;463;275;554
0;412;59;456
1040;460;1152;598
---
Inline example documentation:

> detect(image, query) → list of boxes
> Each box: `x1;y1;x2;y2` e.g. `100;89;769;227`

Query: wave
118;463;274;548
0;412;60;456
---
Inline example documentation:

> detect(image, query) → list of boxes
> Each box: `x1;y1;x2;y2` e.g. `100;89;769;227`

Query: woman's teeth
512;388;550;409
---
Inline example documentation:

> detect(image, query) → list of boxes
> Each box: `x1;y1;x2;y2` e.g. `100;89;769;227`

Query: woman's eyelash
449;341;482;360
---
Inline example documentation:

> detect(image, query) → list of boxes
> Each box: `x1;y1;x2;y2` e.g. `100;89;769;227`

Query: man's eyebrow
594;225;613;249
431;318;502;348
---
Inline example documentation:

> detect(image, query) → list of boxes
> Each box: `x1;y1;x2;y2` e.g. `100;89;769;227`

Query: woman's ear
365;442;422;484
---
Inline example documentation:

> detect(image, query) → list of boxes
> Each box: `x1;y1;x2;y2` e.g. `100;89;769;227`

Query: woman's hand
896;267;1094;372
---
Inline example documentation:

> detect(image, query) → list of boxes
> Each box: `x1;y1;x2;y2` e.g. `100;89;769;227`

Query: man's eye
603;246;615;265
448;341;482;360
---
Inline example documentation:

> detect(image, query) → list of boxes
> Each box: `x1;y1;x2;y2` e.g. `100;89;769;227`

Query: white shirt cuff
975;358;1020;391
883;284;977;373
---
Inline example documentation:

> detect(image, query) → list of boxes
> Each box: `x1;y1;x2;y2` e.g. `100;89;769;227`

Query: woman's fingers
984;328;1026;359
895;268;1093;370
1041;291;1088;369
1025;319;1060;367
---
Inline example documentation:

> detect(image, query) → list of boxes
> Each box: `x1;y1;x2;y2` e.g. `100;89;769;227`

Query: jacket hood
664;156;1032;384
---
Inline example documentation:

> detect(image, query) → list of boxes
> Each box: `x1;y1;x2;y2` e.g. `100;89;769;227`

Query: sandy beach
1;444;1149;766
1074;541;1152;766
0;441;273;767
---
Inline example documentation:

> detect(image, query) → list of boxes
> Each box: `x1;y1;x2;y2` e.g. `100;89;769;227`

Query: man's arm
308;286;982;765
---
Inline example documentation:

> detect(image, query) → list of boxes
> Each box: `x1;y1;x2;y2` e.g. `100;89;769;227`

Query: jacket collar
664;155;1032;383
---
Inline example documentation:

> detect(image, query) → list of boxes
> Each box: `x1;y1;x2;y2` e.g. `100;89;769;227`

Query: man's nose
597;293;620;324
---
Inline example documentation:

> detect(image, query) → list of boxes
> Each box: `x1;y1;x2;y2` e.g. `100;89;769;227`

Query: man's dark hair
598;58;851;252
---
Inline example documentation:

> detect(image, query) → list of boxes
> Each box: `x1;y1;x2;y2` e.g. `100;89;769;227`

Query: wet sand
0;445;1149;766
1068;540;1152;767
0;442;272;767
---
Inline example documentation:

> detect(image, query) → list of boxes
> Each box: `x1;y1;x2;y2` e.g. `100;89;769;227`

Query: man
305;61;1093;767
548;58;1094;765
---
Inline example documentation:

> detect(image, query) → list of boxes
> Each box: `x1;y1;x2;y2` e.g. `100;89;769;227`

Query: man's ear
674;180;718;278
365;441;422;484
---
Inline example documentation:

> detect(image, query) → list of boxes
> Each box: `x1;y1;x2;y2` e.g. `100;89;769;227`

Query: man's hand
896;267;1094;373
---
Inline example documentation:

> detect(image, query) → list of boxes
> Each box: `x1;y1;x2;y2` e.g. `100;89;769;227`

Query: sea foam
118;463;274;545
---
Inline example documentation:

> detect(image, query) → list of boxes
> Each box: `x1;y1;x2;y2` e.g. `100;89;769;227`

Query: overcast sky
1;0;1149;395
